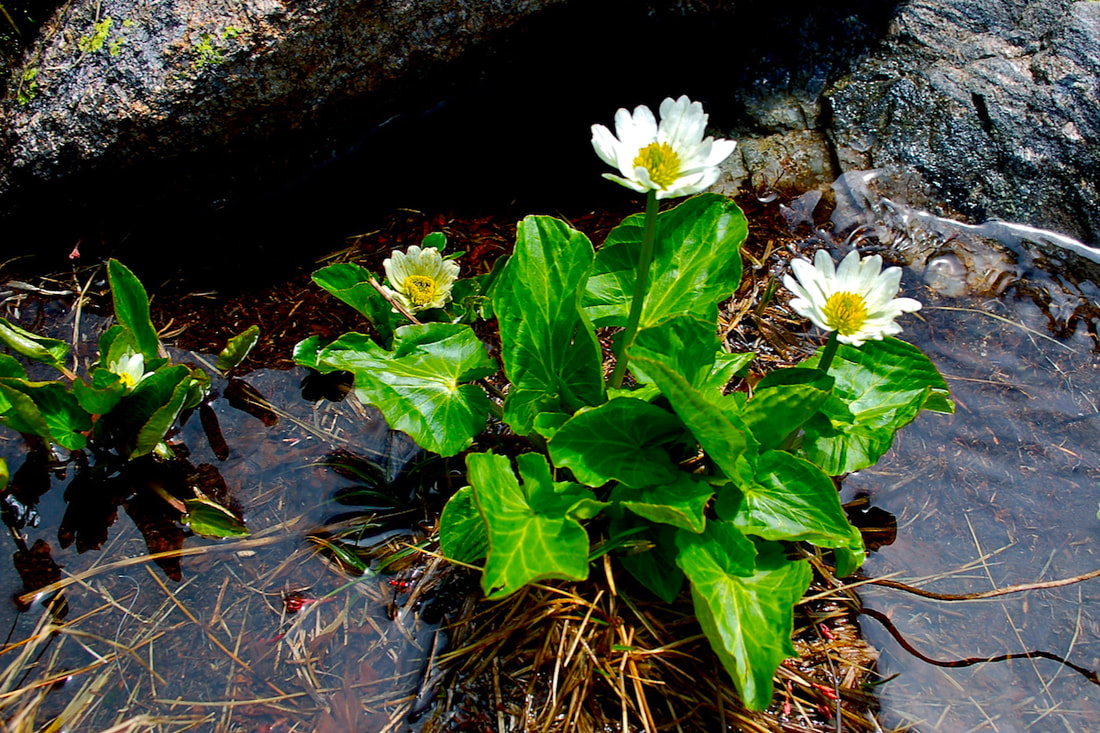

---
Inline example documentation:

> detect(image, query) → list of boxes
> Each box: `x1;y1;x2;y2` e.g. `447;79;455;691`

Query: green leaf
677;525;811;710
629;350;758;487
0;318;69;372
801;338;953;474
833;524;867;577
440;486;490;564
312;263;399;347
470;452;593;598
741;382;831;451
548;398;688;488
73;368;127;415
0;380;91;450
422;231;447;251
717;450;852;546
631;315;719;388
0;458;7;491
612;514;684;603
611;473;714;533
133;373;192;457
216;325;260;373
108;259;160;359
292;335;324;370
109;364;191;448
0;354;27;379
583;194;747;328
317;324;495;456
703;351;754;395
0;381;53;443
494;216;604;436
182;497;250;538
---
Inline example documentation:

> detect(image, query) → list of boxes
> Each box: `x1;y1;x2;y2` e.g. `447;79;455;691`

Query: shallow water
0;294;447;730
821;174;1100;732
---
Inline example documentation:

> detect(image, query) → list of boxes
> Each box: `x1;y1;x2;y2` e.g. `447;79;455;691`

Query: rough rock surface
0;0;570;198
827;0;1100;243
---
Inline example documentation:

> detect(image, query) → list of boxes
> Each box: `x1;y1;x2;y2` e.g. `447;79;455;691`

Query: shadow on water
804;173;1100;732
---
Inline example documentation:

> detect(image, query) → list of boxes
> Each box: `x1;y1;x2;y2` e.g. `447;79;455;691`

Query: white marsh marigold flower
382;245;460;313
591;95;737;199
109;350;151;391
783;249;922;347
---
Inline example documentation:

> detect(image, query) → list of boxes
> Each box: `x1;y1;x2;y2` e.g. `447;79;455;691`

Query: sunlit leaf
716;449;851;546
317;324;495;457
548;397;688;488
439;485;489;564
628;350;758;487
611;473;713;533
469;452;593;598
133;374;192;458
0;381;52;443
801;338;953;474
630;314;718;387
677;525;811;710
0;380;91;450
0;317;69;372
422;231;447;251
494;216;604;436
182;497;250;538
0;354;27;379
583;194;747;328
740;380;831;451
216;325;260;373
108;259;160;359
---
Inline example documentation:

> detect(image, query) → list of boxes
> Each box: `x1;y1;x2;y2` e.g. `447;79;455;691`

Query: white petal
602;172;648;193
704;138;737;167
590;124;621;168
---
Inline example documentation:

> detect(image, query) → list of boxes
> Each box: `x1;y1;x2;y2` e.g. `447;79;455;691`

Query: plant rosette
298;97;954;712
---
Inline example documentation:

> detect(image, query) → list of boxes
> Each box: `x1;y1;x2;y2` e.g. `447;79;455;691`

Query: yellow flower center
633;142;681;189
404;275;438;307
119;372;136;388
823;292;868;335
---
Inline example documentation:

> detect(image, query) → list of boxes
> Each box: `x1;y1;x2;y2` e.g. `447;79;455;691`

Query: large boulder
827;0;1100;244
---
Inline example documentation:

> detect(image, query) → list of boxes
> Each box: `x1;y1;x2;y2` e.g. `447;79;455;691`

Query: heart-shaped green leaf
469;452;594;598
611;473;714;533
677;525;811;711
717;449;851;546
0;380;92;450
440;485;489;564
801;337;953;474
494;216;604;436
584;194;747;329
628;350;758;487
317;324;496;457
548;397;687;488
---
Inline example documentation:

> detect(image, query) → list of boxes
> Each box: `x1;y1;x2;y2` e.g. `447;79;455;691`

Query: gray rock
0;0;569;195
827;0;1100;243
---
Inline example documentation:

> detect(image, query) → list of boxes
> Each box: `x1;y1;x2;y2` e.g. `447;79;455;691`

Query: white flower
591;95;737;199
382;245;460;312
783;250;922;346
109;350;150;390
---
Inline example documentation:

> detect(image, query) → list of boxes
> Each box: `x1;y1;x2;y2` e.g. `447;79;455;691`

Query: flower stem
609;190;659;389
817;330;840;373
